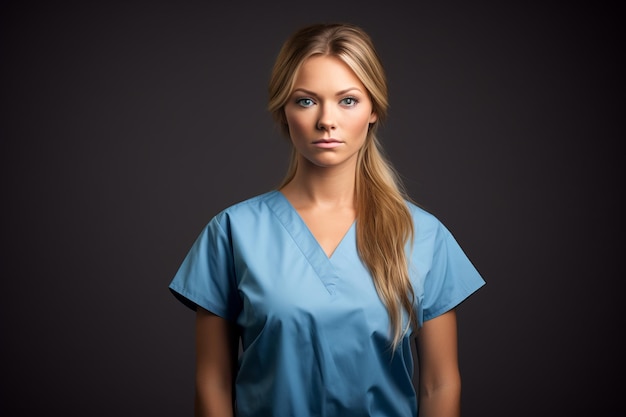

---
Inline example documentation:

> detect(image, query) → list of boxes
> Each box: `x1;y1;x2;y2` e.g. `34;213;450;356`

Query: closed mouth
313;139;342;144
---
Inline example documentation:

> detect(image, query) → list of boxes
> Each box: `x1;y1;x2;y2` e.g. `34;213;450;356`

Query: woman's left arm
415;309;461;417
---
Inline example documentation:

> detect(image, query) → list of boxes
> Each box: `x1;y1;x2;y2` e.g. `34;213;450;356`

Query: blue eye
341;97;358;106
296;98;314;107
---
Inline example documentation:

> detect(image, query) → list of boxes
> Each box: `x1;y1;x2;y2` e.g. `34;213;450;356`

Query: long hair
268;23;416;349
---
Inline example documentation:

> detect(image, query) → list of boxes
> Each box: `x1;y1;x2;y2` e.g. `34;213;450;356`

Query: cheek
285;112;312;138
348;113;374;135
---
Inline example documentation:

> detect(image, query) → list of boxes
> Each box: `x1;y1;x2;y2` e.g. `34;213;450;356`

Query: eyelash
296;98;315;107
295;96;360;107
341;96;359;106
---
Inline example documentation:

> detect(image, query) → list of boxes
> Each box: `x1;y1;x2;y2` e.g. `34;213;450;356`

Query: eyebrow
291;87;363;96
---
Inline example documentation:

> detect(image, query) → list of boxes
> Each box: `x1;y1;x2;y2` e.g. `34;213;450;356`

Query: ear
369;111;378;124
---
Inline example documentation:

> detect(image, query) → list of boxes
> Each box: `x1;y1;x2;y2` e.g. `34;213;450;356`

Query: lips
312;139;343;149
312;139;342;144
313;140;343;149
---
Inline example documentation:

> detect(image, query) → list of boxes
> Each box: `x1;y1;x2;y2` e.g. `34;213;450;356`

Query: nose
316;105;336;131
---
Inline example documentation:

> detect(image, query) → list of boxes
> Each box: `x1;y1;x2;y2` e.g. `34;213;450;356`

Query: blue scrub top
169;190;485;416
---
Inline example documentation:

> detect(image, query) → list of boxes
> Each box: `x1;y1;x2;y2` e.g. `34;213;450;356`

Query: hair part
268;22;417;349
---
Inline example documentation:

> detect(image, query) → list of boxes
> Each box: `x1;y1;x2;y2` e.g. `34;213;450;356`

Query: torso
169;189;485;416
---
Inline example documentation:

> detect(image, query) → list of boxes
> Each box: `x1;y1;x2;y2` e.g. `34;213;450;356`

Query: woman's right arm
194;306;239;417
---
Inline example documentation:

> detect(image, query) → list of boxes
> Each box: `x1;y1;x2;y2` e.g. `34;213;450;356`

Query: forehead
293;55;365;90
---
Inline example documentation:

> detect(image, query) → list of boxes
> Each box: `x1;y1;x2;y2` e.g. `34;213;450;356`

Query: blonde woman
169;22;485;417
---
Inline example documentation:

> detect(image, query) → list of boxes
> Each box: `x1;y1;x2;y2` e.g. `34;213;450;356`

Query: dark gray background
1;1;622;416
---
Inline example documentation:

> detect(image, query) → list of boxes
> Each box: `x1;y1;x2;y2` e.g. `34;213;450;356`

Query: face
283;55;377;170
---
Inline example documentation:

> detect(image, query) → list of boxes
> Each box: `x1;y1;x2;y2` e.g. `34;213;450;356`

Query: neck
280;156;357;209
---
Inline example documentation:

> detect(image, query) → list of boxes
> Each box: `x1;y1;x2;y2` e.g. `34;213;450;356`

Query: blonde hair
268;23;416;349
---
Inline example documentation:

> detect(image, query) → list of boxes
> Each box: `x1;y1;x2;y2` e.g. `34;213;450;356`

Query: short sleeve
422;222;485;322
168;216;241;320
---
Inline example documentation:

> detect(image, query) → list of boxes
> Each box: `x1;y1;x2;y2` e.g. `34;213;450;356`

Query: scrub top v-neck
264;190;356;295
169;190;485;417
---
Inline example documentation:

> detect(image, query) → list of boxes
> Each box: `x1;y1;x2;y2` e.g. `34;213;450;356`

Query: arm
194;306;239;417
415;309;461;417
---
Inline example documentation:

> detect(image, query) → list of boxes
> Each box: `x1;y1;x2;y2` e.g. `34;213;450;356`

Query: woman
169;22;485;417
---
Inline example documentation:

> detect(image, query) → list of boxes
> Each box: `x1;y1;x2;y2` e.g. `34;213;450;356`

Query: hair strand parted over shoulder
268;23;417;350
